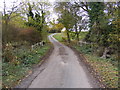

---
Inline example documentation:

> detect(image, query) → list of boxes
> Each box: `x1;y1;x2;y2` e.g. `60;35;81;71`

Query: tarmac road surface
28;34;99;88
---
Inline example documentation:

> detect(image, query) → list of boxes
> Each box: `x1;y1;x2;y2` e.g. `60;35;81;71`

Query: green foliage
69;31;88;41
59;10;75;30
48;23;64;33
10;13;27;28
79;32;88;40
84;2;119;60
26;2;46;34
55;2;76;43
72;45;118;88
85;2;105;43
2;44;50;88
53;33;67;42
2;1;51;88
74;44;92;54
2;43;15;62
27;2;34;19
88;2;105;26
53;31;88;44
86;54;118;88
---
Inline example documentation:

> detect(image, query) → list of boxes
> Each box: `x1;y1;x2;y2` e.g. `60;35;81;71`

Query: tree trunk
101;47;109;59
75;23;79;41
3;18;9;43
66;29;70;43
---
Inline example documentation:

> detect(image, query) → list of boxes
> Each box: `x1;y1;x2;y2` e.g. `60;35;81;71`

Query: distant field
53;32;88;42
53;33;67;42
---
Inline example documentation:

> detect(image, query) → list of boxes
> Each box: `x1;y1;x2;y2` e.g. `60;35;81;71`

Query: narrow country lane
28;34;99;88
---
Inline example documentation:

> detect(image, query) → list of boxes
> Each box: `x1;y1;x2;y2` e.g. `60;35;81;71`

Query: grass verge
73;45;118;88
2;44;51;88
53;33;65;42
54;33;118;88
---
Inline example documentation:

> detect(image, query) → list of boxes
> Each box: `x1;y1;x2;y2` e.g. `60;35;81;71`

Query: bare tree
2;0;23;43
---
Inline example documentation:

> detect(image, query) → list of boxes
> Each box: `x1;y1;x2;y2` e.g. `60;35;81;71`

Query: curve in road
28;34;99;88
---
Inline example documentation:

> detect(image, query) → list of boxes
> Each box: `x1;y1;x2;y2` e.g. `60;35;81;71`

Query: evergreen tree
85;2;105;43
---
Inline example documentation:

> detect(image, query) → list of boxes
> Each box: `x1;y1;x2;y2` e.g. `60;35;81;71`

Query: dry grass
86;54;118;88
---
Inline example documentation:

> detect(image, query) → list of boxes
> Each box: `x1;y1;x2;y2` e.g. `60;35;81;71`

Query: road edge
15;44;54;88
67;45;107;88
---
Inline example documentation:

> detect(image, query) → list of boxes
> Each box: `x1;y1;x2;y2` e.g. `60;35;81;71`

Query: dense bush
18;27;41;45
2;23;19;44
2;23;42;45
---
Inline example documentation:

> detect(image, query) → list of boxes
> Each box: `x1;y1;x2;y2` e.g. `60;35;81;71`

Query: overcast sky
0;0;117;12
0;0;58;22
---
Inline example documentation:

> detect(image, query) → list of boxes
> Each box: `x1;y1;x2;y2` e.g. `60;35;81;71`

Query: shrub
2;43;15;62
2;23;20;44
18;27;41;44
62;37;67;42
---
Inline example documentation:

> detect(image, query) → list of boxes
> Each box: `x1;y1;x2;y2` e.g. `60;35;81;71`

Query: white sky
0;0;58;22
0;0;118;12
